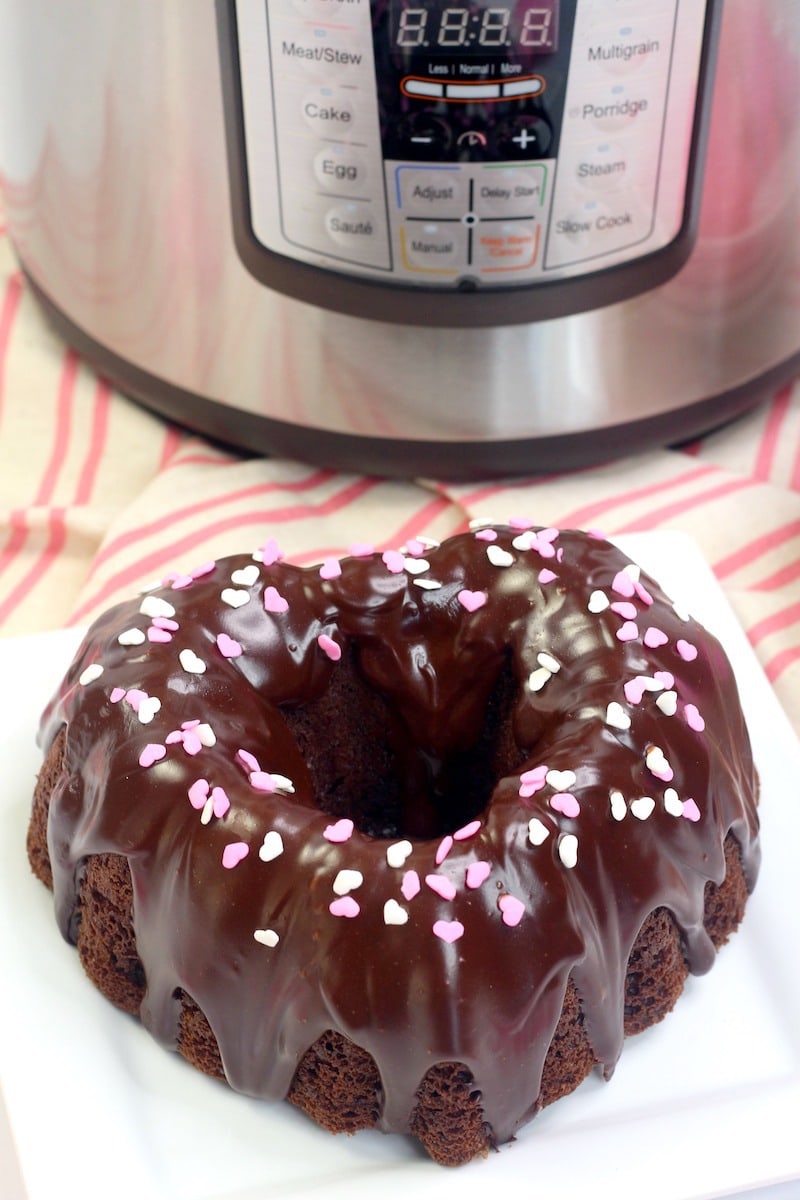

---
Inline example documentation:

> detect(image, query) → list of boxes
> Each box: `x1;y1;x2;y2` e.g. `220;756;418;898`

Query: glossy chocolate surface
38;526;760;1143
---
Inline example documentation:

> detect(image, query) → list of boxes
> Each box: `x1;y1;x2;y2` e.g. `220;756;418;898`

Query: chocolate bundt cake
28;522;760;1165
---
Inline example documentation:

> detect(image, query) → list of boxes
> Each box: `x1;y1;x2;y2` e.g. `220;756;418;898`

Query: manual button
401;221;466;272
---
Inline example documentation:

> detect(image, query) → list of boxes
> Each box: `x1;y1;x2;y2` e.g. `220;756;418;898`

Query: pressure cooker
1;0;798;477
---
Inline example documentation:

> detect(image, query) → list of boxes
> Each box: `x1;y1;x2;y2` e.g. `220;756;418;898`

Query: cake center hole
281;652;521;840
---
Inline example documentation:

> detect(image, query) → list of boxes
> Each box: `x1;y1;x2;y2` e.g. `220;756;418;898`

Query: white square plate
1;533;799;1200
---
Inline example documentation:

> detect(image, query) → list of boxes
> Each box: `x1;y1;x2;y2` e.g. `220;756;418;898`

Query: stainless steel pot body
1;0;798;476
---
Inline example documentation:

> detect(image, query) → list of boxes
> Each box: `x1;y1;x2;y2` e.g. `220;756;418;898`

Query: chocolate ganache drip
37;524;760;1148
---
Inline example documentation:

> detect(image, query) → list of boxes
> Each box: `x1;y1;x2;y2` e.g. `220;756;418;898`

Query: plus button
512;127;539;152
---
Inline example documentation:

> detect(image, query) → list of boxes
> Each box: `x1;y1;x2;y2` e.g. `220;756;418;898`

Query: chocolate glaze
38;526;760;1147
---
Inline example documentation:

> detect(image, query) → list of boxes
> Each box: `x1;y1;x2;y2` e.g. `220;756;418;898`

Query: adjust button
395;166;467;217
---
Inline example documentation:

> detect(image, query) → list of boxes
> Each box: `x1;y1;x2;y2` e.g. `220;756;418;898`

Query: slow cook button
402;222;465;272
395;166;467;217
474;222;540;273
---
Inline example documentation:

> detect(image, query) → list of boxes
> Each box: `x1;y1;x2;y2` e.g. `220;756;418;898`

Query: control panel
222;0;716;311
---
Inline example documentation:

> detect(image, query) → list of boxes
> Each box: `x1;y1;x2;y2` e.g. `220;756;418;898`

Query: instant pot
1;0;799;477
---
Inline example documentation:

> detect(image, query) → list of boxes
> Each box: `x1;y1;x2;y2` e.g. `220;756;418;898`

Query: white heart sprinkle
270;773;295;795
139;596;176;619
624;563;641;583
487;545;514;568
528;817;550;846
664;787;683;817
605;702;631;731
610;789;627;821
527;666;552;693
386;840;413;868
79;663;104;686
259;831;284;862
656;690;678;716
221;588;250;609
414;578;442;590
333;869;364;896
403;557;430;575
195;723;216;747
512;530;536;551
631;796;656;821
201;797;214;826
179;649;206;674
558;833;579;869
231;564;260;587
137;696;162;725
253;928;279;948
383;899;409;926
546;769;577;791
588;590;610;613
646;746;671;777
118;627;146;647
537;652;560;674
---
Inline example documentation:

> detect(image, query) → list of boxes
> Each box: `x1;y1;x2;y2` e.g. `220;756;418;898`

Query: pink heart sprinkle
682;797;701;822
611;601;637;620
263;586;289;614
635;581;654;606
139;743;166;768
426;873;457;901
612;569;636;598
110;687;126;703
677;639;698;662
216;633;243;658
550;792;581;819
319;557;342;580
509;515;534;530
624;678;647;704
170;574;194;590
519;764;548;797
182;719;200;730
644;627;669;648
537;526;559;544
222;842;249;869
182;731;203;756
435;835;453;865
125;689;147;711
259;538;283;566
250;771;277;793
190;560;217;579
533;535;556;559
382;549;406;573
349;542;374;558
616;621;639;642
684;704;705;732
147;627;173;643
654;670;675;689
474;528;497;542
237;748;260;774
453;820;481;841
457;589;488;612
499;894;525;927
433;919;464;944
538;568;558;584
406;538;426;557
153;616;179;631
188;779;210;809
166;730;184;745
401;869;421;901
211;786;230;818
329;896;360;918
324;818;354;843
466;861;491;889
318;633;342;662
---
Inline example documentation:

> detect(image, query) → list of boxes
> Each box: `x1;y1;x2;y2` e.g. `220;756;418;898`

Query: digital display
390;2;560;57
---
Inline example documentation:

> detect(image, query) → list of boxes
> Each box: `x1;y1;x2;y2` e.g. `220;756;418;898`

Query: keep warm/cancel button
474;222;540;273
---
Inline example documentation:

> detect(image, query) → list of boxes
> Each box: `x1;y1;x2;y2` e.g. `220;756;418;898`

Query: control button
401;222;466;273
398;112;453;159
314;144;369;192
474;166;548;217
492;116;553;159
395;166;467;217
302;88;355;135
324;203;384;260
501;76;546;99
403;78;445;100
457;129;488;150
573;141;629;192
445;83;501;100
474;222;540;273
